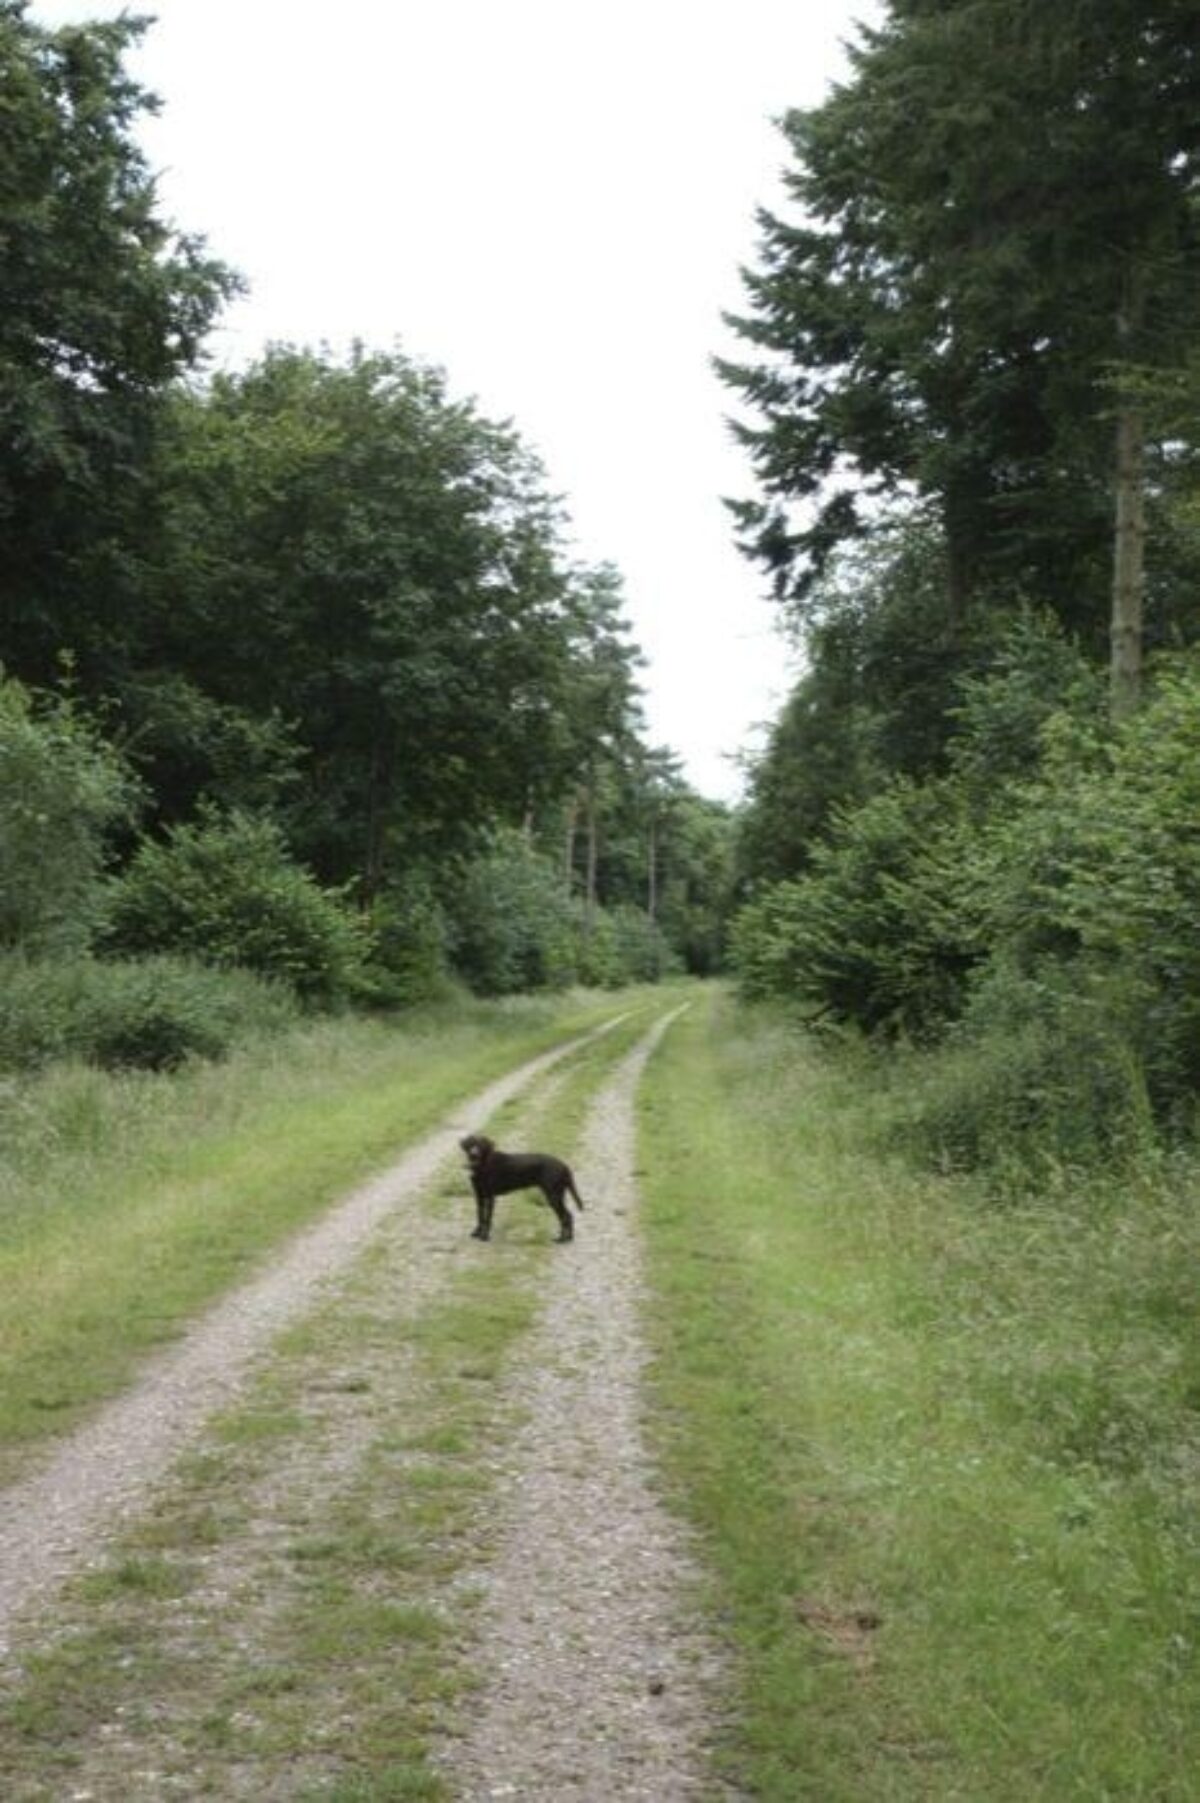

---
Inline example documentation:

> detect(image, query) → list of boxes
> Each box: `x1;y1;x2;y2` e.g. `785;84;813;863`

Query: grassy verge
0;998;667;1798
0;987;652;1479
638;986;1200;1799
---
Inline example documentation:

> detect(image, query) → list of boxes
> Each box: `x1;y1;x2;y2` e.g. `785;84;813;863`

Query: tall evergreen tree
721;0;1200;707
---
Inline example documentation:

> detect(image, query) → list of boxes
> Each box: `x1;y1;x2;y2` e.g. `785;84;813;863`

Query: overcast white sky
32;0;876;801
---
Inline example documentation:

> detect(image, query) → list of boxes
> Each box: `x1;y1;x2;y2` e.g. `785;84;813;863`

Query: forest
0;2;732;1075
725;0;1200;1181
3;4;1200;1791
5;0;1200;1186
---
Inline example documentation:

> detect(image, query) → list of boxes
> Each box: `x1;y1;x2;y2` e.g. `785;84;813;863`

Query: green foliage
737;524;994;887
138;347;644;888
575;904;679;988
653;793;735;976
0;954;297;1071
0;675;139;954
0;4;727;1019
0;4;237;691
898;961;1156;1179
733;777;980;1039
749;643;1200;1171
447;832;577;996
722;0;1200;642
101;811;372;1004
360;875;455;1008
948;610;1106;799
976;657;1200;1116
446;831;679;995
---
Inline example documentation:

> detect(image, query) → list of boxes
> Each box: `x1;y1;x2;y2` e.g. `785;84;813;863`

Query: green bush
102;811;372;1005
967;658;1200;1123
897;960;1155;1178
0;954;298;1071
448;832;577;995
732;778;981;1038
360;875;455;1007
575;903;678;988
0;674;139;954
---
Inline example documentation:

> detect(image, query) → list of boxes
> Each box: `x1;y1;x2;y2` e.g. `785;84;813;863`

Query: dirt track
0;1009;733;1798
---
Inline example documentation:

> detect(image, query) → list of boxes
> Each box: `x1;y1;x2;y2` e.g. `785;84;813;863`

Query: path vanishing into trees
0;1008;733;1799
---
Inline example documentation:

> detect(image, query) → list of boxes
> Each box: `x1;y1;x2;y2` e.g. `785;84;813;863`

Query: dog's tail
566;1169;586;1211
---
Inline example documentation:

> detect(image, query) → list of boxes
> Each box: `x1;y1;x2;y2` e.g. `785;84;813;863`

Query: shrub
102;811;372;1005
732;778;981;1038
448;832;577;995
575;903;678;988
0;674;139;954
0;954;298;1071
968;657;1200;1122
898;959;1155;1178
360;875;455;1007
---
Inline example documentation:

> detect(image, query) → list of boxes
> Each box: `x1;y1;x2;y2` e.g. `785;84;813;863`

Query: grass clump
0;951;298;1071
638;987;1200;1799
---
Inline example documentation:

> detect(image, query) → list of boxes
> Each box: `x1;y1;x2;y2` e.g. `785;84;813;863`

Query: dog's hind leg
543;1181;574;1243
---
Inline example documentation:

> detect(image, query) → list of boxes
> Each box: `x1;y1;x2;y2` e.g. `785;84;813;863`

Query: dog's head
459;1133;493;1168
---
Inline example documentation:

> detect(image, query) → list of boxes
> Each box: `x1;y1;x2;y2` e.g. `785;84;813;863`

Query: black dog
459;1133;585;1243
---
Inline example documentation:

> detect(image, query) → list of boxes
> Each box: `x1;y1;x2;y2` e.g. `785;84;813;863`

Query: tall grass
638;988;1200;1799
0;988;637;1479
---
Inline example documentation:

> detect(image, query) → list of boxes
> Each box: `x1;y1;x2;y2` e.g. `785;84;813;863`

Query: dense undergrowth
734;625;1200;1184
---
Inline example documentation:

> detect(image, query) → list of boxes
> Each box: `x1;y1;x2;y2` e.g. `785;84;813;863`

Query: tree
0;4;237;689
721;0;1200;706
556;563;646;929
138;345;612;893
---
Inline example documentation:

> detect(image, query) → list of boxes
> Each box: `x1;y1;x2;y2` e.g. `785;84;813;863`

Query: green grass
638;986;1200;1799
0;996;667;1798
0;988;649;1478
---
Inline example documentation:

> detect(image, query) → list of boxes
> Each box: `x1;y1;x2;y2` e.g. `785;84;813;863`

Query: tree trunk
1110;267;1148;722
362;726;390;910
1110;398;1146;721
646;815;658;924
563;794;579;890
584;777;598;936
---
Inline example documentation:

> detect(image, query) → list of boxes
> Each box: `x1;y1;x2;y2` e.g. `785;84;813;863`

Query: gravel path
0;1020;619;1661
439;1006;735;1801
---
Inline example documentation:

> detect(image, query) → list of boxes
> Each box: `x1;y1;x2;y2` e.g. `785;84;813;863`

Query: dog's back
487;1149;573;1197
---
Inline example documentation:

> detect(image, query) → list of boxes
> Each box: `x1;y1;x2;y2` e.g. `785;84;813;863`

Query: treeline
725;0;1200;1176
0;5;732;1070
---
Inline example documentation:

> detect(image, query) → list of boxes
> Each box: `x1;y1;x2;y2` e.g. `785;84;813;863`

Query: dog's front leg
470;1176;491;1240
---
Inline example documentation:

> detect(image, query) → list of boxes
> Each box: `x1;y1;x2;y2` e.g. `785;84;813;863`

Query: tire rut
437;1006;736;1800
